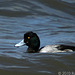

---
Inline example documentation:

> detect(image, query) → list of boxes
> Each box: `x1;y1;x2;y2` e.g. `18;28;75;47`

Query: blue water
0;0;75;75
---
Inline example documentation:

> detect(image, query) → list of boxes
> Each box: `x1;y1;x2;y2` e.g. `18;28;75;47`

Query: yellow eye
28;37;30;39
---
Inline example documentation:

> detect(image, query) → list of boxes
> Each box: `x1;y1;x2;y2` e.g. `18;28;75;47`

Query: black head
24;31;40;53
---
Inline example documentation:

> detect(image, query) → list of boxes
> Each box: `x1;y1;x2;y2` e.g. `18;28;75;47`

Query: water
0;0;75;75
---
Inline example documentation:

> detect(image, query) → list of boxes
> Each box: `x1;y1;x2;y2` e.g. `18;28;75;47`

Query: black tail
57;45;75;51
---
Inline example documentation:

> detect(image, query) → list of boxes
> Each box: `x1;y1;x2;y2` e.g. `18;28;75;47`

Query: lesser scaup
15;31;75;53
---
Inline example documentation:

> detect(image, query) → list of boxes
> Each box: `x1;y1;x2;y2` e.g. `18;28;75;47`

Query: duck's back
39;45;75;53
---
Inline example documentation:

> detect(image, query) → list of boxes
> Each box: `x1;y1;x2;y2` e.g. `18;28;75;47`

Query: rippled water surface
0;0;75;75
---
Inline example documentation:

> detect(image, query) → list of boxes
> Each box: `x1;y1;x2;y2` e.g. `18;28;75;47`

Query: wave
0;0;75;17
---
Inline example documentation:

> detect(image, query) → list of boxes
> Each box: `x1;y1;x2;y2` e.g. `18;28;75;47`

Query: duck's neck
27;47;39;53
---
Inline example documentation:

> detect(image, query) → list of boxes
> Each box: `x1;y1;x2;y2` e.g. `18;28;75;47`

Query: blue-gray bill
15;39;25;47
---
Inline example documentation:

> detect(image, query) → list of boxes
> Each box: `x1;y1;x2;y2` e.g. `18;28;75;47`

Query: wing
56;45;75;51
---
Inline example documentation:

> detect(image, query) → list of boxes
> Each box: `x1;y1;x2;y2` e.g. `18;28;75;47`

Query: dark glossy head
24;31;40;53
15;31;40;53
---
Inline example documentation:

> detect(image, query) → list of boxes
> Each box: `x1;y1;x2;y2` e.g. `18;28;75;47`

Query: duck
15;31;75;53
